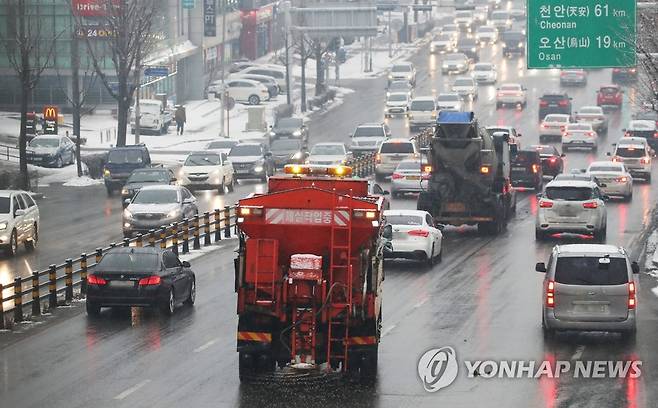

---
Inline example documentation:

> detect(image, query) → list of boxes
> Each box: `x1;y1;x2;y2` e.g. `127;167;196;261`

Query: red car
596;85;623;109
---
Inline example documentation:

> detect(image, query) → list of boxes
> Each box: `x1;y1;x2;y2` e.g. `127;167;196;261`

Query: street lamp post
219;0;227;138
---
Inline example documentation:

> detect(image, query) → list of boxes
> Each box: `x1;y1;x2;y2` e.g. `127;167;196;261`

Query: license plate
573;304;608;313
406;175;420;180
110;280;135;288
236;169;250;174
512;166;526;172
445;202;466;212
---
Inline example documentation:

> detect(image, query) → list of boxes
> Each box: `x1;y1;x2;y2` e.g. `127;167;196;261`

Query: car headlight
254;166;264;172
123;209;133;219
471;47;476;52
167;209;181;218
406;74;412;79
0;221;7;231
103;168;111;177
292;130;302;137
518;42;523;47
291;151;303;160
388;74;393;79
121;188;129;195
269;131;276;136
502;43;507;47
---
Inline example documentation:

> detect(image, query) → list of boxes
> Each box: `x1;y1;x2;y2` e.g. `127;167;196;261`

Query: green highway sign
527;0;636;69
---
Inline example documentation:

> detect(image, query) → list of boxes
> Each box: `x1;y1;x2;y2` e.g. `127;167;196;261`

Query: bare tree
1;0;58;189
308;37;332;96
634;5;658;111
75;0;162;147
293;32;314;112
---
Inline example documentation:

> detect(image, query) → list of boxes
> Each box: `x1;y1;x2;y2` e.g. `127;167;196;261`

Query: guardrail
0;148;404;328
0;144;35;162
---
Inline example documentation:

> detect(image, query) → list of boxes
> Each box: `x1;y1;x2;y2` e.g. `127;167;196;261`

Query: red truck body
235;171;386;382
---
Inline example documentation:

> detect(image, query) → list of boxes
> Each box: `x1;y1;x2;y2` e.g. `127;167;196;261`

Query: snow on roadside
63;176;103;187
644;230;658;274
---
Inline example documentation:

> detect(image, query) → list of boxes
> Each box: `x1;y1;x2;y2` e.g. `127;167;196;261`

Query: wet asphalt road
3;12;658;408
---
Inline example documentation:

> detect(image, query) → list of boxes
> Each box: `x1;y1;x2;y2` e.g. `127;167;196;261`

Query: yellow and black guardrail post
31;271;40;316
193;215;201;250
148;229;156;247
224;206;231;238
48;264;57;310
182;219;190;253
80;253;88;295
95;248;103;265
171;223;179;256
13;277;22;322
159;227;167;250
65;259;73;303
136;233;143;247
0;283;5;329
214;209;222;242
204;212;211;246
123;238;130;247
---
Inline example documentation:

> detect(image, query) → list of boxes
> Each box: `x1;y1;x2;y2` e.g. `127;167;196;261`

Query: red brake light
532;163;540;173
540;101;548;107
546;280;555;308
586;132;595;137
612;156;622;162
87;274;107;286
391;172;404;180
408;229;430;237
628;282;636;309
138;275;162;286
539;200;553;208
654;132;658;139
549;157;557;163
640;157;650;164
558;100;568;107
625;131;632;137
583;201;598;209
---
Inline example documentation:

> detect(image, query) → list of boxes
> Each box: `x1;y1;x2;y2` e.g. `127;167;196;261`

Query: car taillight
138;275;162;286
612;156;622;162
87;275;107;286
640;157;650;164
540;101;548;107
539;200;553;208
375;154;381;164
558;100;568;107
549;157;557;163
586;132;595;137
563;132;571;137
560;126;566;132
613;68;621;73
624;131;632;137
654;132;658;139
391;172;404;180
532;163;540;173
628;281;636;309
546;280;555;308
541;123;548;128
616;176;628;183
583;201;598;209
516;91;523;96
408;229;430;237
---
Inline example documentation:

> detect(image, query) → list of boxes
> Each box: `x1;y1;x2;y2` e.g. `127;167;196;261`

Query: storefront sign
76;25;116;39
71;0;120;17
204;0;217;37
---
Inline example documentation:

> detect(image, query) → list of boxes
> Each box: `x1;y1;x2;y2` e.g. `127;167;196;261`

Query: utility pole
71;26;83;177
283;1;291;105
219;0;227;138
134;53;142;144
388;10;392;58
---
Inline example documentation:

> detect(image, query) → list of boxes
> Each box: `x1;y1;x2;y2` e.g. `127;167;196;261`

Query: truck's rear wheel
359;347;379;385
239;351;256;382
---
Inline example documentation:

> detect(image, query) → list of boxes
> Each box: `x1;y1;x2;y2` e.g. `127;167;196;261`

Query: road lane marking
114;379;151;400
194;339;219;353
381;324;397;338
413;298;428;309
571;345;585;361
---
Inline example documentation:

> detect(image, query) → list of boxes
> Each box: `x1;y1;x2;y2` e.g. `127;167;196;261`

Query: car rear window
589;165;622;172
381;143;414;154
107;149;144;164
600;87;618;95
555;257;628;285
616;147;646;158
542;95;567;100
545;187;593;201
386;215;423;225
97;252;160;273
512;151;539;163
410;100;435;111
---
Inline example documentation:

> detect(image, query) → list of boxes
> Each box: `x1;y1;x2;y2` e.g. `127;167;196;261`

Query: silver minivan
536;244;639;340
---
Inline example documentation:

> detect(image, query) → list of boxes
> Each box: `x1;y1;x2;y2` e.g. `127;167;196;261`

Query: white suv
212;79;270;105
407;97;438;130
535;179;607;241
179;152;235;194
0;190;39;256
611;137;653;182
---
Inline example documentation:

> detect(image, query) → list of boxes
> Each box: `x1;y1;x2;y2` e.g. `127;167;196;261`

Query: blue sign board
182;0;195;9
144;66;169;77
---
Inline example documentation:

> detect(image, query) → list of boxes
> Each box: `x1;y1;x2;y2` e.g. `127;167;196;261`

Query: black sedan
121;167;177;205
531;145;565;178
268;117;309;143
86;247;196;316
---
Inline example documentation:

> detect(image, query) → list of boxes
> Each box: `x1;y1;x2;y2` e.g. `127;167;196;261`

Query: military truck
417;111;515;234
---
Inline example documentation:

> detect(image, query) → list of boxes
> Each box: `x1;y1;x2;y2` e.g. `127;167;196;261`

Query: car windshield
207;141;237;149
386;215;423;225
474;64;492;71
437;94;459;102
555;257;628;285
479;27;495;32
388;94;408;102
438;33;452;40
107;149;144;164
391;65;412;72
410;100;435;110
132;189;178;204
354;127;384;137
589;165;622;172
545;186;594;201
276;118;302;129
630;122;654;130
616;147;646;158
140;103;160;114
580;107;602;114
456;11;471;17
230;145;262;156
311;145;344;155
270;140;300;151
0;197;9;214
185;154;221;166
502;33;524;41
492;11;508;19
127;171;169;183
600;87;618;95
97;252;160;273
454;79;474;86
29;138;59;148
381;143;414;154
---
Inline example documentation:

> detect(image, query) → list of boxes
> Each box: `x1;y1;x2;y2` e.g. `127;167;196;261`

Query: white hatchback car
535;179;607;241
307;143;349;166
383;210;443;266
587;161;633;201
539;114;572;142
179;152;235;193
222;78;270;105
472;62;497;84
0;190;39;256
562;123;598;151
385;92;411;117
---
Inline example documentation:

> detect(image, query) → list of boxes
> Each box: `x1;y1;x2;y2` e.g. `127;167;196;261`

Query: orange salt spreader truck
234;165;388;382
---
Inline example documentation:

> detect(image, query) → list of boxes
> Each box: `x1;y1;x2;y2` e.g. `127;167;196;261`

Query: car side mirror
264;152;273;158
535;262;547;273
383;241;393;253
182;260;191;268
517;133;522;137
631;261;640;274
14;209;25;217
183;198;194;204
382;224;393;240
536;192;542;199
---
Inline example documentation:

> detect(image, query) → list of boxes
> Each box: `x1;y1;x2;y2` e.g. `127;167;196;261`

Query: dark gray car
268;117;309;143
